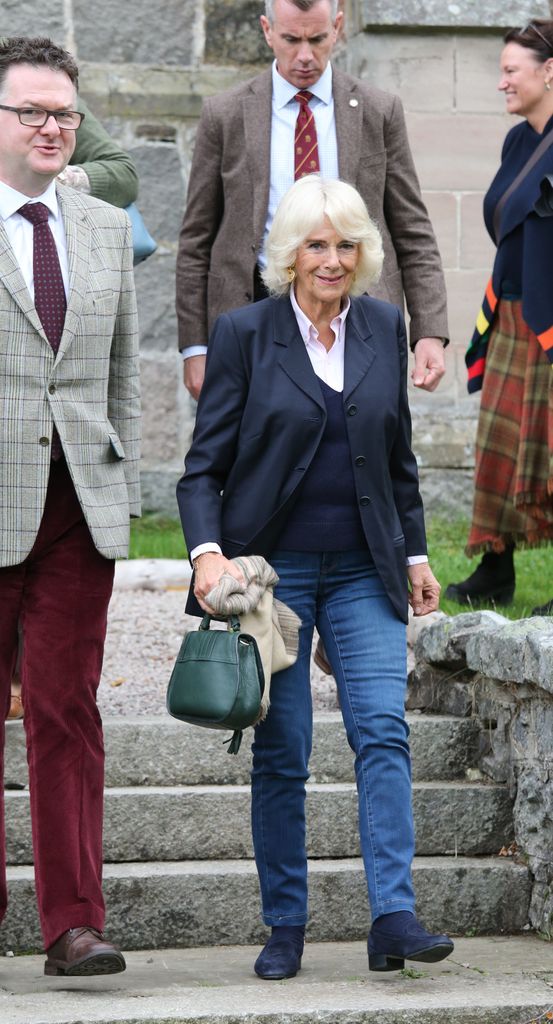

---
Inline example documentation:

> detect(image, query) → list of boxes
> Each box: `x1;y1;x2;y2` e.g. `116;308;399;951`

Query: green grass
427;516;553;620
129;514;187;560
129;513;553;620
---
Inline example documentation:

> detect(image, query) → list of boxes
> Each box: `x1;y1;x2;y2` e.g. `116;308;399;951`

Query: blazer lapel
55;187;91;362
0;221;49;342
272;297;326;411
333;68;362;186
344;299;376;400
243;69;273;249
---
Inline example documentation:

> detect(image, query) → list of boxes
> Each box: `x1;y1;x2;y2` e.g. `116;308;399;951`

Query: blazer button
48;383;56;394
360;495;371;506
347;404;358;416
39;436;50;447
355;456;366;467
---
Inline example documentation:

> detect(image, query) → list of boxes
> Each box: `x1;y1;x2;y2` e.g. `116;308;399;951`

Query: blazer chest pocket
109;432;126;460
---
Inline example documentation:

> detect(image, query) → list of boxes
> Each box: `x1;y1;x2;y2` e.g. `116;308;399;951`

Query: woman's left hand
407;562;441;616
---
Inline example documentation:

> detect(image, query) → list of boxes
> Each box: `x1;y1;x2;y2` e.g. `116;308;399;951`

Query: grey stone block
2;856;530;952
140;353;181;466
205;0;272;66
74;0;197;65
359;0;549;28
5;779;512;864
136;253;179;353
139;468;182;518
417;468;475;517
131;144;184;242
0;0;64;37
416;611;509;668
466;618;553;686
407;664;477;717
4;713;485;789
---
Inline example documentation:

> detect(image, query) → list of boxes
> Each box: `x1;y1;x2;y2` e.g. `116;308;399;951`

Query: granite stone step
1;857;530;953
4;712;482;787
5;779;514;864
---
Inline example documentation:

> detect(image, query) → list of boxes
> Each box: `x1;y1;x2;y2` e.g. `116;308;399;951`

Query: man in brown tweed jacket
0;37;140;976
176;0;449;401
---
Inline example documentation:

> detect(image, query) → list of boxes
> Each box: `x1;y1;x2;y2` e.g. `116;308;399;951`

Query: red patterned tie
19;202;66;459
294;91;320;180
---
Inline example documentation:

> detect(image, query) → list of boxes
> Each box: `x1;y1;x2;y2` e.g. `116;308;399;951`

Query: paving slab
0;937;551;1024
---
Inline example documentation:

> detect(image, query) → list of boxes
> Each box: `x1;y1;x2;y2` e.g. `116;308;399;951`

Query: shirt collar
0;179;59;223
272;60;333;111
290;284;350;345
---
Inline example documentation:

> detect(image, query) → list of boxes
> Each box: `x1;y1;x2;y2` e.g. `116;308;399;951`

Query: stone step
2;938;552;1024
4;712;482;788
5;779;514;864
2;857;530;953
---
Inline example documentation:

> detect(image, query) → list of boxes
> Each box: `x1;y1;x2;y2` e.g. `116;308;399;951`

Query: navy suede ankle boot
254;925;305;980
368;911;454;972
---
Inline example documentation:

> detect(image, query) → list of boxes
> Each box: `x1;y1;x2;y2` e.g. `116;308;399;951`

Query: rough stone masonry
3;0;552;513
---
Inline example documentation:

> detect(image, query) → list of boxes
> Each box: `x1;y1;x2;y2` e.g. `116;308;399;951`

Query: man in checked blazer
176;0;449;401
0;37;140;975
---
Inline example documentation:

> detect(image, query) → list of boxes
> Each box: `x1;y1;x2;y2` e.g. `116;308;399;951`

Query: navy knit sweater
275;380;368;552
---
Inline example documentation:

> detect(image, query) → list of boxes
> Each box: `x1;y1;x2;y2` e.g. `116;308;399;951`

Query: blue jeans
251;550;416;926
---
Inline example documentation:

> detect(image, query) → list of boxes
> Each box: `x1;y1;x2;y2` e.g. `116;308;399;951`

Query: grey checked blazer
0;185;141;567
176;66;448;350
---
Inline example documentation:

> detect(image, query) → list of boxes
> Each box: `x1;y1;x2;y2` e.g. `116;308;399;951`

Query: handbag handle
199;614;241;633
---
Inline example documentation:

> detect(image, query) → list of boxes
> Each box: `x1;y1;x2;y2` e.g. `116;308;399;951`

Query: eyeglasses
520;22;553;53
0;104;84;129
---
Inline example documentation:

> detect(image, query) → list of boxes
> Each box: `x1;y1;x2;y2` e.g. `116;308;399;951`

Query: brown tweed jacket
0;185;141;567
176;66;448;349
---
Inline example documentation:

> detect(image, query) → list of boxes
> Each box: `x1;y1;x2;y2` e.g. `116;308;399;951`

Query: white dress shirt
190;292;427;565
0;180;69;298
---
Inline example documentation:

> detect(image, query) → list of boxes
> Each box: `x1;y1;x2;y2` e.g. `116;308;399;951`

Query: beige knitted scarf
204;555;301;718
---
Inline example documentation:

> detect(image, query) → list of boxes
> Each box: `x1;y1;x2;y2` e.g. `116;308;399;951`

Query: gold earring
287;266;296;284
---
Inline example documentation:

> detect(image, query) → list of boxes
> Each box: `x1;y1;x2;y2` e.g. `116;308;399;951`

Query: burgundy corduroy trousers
0;457;114;948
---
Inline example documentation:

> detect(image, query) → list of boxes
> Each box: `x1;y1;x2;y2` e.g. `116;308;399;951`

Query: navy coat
177;294;426;623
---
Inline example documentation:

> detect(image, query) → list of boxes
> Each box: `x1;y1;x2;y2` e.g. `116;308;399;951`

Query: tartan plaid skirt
467;298;553;555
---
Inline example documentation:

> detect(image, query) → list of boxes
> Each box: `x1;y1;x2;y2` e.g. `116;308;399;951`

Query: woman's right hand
193;552;246;613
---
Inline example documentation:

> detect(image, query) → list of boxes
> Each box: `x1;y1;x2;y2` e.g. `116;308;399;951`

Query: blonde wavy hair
262;176;383;297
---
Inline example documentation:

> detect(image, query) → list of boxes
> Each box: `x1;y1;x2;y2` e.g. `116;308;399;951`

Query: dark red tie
294;91;320;180
19;202;66;459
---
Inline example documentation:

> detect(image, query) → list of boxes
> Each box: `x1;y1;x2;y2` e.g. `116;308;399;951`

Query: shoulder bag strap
493;126;553;240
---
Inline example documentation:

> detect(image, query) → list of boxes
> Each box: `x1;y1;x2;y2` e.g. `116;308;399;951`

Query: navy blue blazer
177;294;427;623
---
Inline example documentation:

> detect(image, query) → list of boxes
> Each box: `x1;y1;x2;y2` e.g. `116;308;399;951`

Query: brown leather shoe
44;927;126;976
313;637;333;676
6;679;23;721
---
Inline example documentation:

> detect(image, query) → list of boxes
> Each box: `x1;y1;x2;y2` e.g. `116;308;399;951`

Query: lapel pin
349;98;359;108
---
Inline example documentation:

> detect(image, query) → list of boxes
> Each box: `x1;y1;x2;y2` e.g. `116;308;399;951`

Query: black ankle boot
444;545;515;606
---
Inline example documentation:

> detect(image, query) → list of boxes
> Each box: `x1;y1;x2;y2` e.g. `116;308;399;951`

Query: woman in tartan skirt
446;20;553;613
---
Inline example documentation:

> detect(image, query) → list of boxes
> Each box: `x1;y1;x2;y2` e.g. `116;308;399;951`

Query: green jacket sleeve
72;98;139;208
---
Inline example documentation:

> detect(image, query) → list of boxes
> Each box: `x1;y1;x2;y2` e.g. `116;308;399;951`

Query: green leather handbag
166;614;265;754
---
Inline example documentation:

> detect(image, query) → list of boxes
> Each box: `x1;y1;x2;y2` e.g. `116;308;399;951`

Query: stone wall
411;611;553;937
2;0;552;514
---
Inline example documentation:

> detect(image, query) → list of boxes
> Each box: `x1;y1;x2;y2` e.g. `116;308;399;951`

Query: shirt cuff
406;555;428;565
181;345;208;359
190;542;223;563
